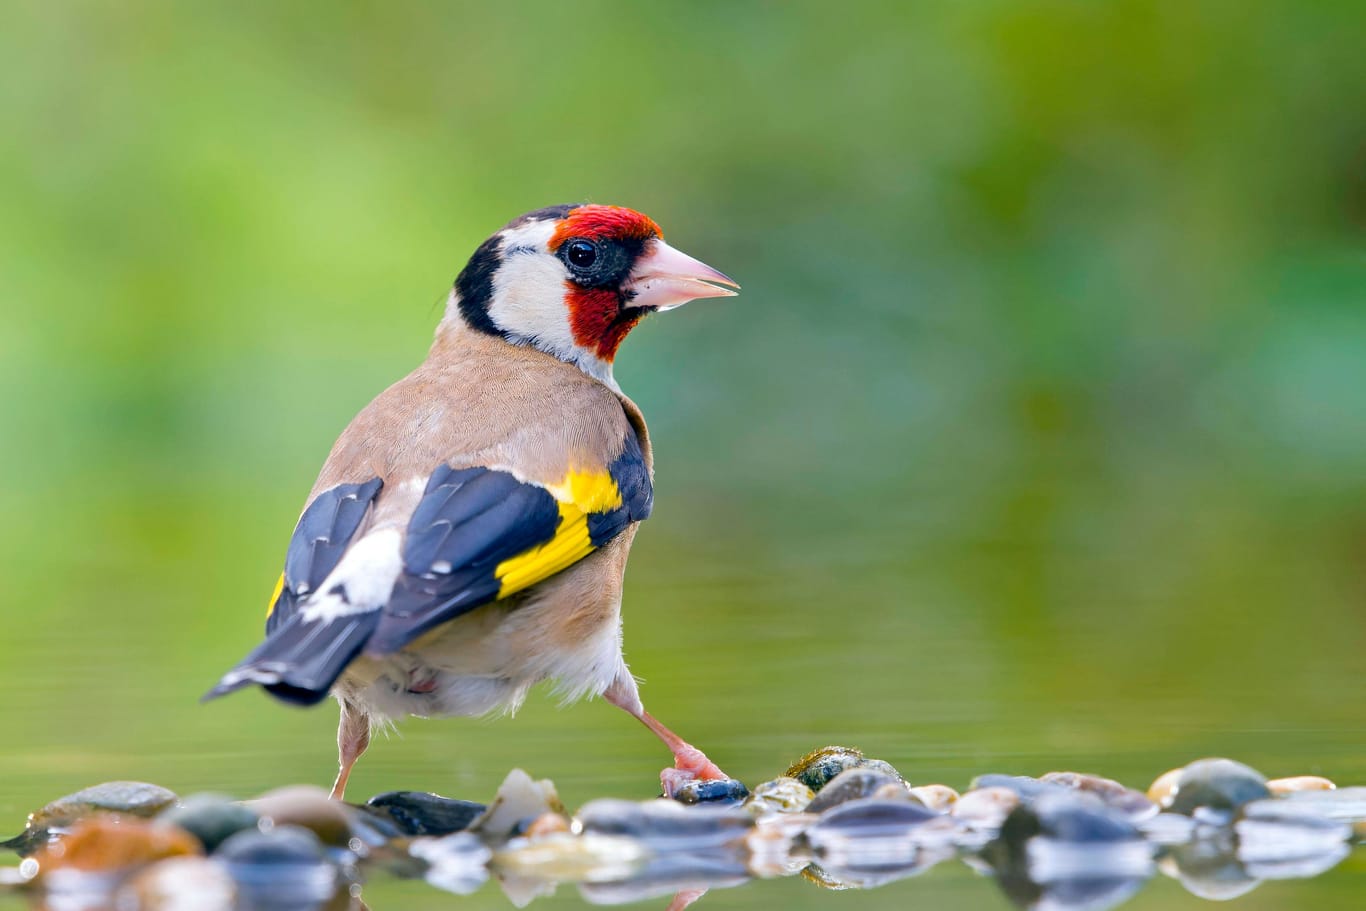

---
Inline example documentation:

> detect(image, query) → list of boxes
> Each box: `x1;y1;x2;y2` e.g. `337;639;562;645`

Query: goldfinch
206;204;738;800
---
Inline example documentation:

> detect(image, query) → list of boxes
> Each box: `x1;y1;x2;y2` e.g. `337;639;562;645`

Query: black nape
454;235;506;337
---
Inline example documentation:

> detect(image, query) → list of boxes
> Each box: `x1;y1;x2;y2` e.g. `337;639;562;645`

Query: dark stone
218;825;338;910
785;746;905;793
160;793;259;853
670;778;750;806
1166;759;1270;818
806;768;907;813
363;791;487;836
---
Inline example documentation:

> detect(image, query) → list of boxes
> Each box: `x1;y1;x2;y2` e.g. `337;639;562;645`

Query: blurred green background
1;1;1364;908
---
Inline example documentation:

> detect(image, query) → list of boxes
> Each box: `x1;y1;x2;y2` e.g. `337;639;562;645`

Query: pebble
30;817;200;875
951;786;1021;830
467;769;565;840
30;781;179;829
908;784;958;813
784;746;904;793
1267;775;1336;795
159;793;259;853
1163;758;1271;818
3;781;180;856
217;825;338;908
806;768;909;813
246;785;354;847
670;778;750;806
744;777;814;816
363;790;486;837
1039;771;1157;821
1147;767;1183;805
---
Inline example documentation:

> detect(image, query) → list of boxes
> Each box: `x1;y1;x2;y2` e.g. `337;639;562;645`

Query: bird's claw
661;744;729;798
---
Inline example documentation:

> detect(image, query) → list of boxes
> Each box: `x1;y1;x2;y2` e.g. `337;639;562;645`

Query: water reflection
3;755;1362;911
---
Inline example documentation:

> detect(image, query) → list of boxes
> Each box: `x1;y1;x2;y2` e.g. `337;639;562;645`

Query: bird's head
446;204;739;387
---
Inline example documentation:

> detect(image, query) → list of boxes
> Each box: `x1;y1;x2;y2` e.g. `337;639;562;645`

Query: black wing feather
267;477;383;633
366;466;560;655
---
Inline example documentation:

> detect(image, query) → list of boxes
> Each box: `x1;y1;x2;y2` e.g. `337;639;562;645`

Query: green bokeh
1;2;1364;908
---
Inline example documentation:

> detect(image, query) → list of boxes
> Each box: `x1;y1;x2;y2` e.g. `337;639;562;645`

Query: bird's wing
366;428;651;654
264;477;384;633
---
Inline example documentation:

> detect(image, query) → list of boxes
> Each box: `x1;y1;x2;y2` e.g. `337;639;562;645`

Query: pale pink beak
624;239;740;312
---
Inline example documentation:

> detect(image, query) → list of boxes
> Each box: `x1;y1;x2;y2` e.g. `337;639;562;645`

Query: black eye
566;240;598;269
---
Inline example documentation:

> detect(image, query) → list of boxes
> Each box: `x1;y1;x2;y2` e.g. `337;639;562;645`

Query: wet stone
1165;758;1271;818
671;778;750;806
32;781;179;829
246;785;353;847
1040;771;1157;822
30;817;201;875
217;825;338;909
1267;775;1337;795
363;791;486;837
1147;767;1184;805
807;768;910;814
784;746;904;793
971;774;1065;801
952;786;1021;830
4;781;180;856
745;777;814;815
468;769;565;840
908;784;958;814
578;798;753;851
159;793;259;853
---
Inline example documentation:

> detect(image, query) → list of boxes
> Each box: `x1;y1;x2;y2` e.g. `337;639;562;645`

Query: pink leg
330;701;370;801
605;675;728;797
666;888;709;911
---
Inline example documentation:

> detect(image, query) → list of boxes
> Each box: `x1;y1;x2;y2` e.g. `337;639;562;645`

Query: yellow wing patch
493;468;621;599
265;571;285;620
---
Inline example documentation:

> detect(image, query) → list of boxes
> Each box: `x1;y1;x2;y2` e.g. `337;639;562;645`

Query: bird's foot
660;743;729;798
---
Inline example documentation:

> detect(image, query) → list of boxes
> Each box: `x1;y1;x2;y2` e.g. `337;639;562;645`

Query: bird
205;203;739;801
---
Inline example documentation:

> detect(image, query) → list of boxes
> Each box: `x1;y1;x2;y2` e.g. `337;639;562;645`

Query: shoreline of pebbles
1;747;1362;909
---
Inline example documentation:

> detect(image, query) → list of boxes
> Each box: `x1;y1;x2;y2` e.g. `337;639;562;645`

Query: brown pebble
31;817;200;875
1147;767;1183;805
951;787;1019;827
908;784;959;813
1267;775;1336;795
246;785;352;846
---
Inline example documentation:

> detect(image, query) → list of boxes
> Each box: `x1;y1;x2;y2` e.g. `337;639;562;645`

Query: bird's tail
202;611;380;707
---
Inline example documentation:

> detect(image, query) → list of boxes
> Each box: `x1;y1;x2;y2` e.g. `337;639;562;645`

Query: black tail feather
203;610;379;707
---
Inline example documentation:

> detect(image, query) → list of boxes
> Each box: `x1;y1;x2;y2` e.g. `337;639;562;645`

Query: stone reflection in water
0;751;1362;910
